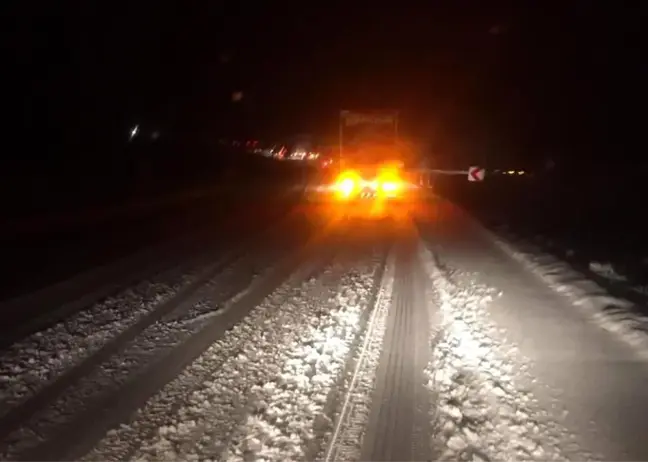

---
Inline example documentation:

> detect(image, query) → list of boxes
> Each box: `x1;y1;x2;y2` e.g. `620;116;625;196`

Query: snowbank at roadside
449;203;648;361
480;227;648;359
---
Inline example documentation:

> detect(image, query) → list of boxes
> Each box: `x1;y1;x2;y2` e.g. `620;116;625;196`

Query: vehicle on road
329;110;417;208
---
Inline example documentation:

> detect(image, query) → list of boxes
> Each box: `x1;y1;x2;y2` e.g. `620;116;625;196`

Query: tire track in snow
321;244;394;462
171;259;349;462
0;239;294;459
0;195;284;389
0;231;236;414
0;259;203;414
0;229;207;351
359;236;431;461
218;247;389;462
17;223;328;462
78;247;339;461
20;213;334;461
0;254;237;459
0;195;303;416
0;210;308;456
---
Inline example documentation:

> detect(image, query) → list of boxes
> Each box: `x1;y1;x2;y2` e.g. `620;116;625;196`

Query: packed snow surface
419;243;596;461
0;269;198;414
484;230;648;359
83;252;383;461
321;251;394;462
0;212;298;418
0;234;302;460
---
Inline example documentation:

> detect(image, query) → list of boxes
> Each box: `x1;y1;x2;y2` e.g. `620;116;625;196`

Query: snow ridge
479;228;648;360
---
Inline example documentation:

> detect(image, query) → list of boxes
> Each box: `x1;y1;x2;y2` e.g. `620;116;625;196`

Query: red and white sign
468;166;485;182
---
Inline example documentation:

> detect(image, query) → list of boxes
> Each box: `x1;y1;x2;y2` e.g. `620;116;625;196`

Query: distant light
151;130;160;140
517;170;525;175
129;125;139;141
232;91;244;102
507;170;515;175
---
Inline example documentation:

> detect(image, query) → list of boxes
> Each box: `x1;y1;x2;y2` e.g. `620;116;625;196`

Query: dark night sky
7;2;646;169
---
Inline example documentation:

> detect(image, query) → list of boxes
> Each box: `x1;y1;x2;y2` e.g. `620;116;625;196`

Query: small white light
129;125;139;140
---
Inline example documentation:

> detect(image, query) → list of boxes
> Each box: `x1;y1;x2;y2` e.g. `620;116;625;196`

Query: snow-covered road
81;248;387;461
0;206;317;460
0;198;306;416
415;199;648;461
1;197;648;461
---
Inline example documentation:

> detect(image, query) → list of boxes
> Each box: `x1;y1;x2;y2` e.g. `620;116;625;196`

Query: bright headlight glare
381;181;399;192
337;178;355;195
